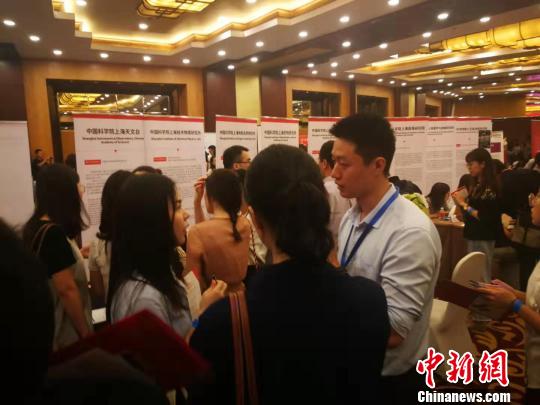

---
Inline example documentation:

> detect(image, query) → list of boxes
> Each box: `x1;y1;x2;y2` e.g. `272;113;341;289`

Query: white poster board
307;117;340;160
74;114;146;244
0;121;34;229
215;115;258;168
259;117;299;151
143;116;206;214
424;119;456;191
389;118;428;193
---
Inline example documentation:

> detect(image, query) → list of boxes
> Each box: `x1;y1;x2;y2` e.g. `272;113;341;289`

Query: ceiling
1;0;540;107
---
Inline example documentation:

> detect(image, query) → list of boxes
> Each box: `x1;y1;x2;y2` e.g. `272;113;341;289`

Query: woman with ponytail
186;169;250;292
189;145;389;404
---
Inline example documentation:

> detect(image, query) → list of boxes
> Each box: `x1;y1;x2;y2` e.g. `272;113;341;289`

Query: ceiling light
390;54;399;59
421;43;430;47
29;35;40;42
459;97;463;100
516;77;522;81
340;15;350;24
479;92;484;95
479;95;484;99
246;0;257;3
331;72;337;77
422;32;432;38
379;43;388;49
438;79;444;83
307;62;314;68
143;55;152;62
504;91;509;94
492;82;497;86
250;56;258;63
331;62;338;68
105;94;109;97
53;49;63;56
439;91;444;94
100;52;109;59
353;53;360;59
342;41;351;48
461;86;466;89
3;19;15;27
348;74;355;79
163;108;168;111
377;78;384;82
480;16;491;23
227;64;235;70
447;83;453;87
444;91;451;95
218;50;226;57
388;0;399;6
76;0;87;6
508;72;515;76
416;86;422;90
402;82;407;86
298;31;308;38
389;80;395;84
139;23;149;30
467;86;472;89
255;41;264;47
182;58;190;64
473;76;478;79
311;70;318;75
281;69;288;74
433;90;438;94
437;12;449;20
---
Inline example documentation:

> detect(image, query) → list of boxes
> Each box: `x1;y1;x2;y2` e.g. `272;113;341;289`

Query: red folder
50;310;210;390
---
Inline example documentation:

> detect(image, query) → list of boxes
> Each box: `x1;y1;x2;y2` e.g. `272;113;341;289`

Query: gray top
111;275;191;338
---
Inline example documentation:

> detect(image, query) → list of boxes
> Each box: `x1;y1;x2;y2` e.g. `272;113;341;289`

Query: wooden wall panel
356;84;395;117
260;74;286;117
454;94;526;118
286;76;350;117
203;69;236;132
0;44;26;121
22;60;204;157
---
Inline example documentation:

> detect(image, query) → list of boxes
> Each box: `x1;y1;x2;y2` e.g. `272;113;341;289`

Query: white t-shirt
88;238;111;296
526;263;540;388
323;176;352;246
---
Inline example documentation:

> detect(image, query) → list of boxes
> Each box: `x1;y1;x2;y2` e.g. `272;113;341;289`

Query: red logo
416;347;445;389
153;157;167;162
478;350;509;387
446;350;474;385
84;159;101;165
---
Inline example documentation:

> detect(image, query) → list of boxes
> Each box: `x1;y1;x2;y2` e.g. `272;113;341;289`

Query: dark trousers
512;243;540;290
380;366;424;405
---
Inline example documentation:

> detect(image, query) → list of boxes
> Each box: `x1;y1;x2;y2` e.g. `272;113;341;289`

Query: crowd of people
3;113;540;403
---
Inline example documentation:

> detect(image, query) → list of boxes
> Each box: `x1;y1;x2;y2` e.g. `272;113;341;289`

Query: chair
429;252;486;375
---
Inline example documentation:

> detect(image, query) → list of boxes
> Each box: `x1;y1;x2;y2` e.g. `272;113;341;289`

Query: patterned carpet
435;314;526;404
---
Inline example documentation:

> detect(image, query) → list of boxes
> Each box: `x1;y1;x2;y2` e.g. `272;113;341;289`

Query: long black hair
205;169;243;242
427;182;450;213
245;144;333;263
23;164;87;244
106;174;187;320
97;170;132;241
465;148;499;197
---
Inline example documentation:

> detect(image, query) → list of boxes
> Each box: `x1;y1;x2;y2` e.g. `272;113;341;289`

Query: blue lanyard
340;189;400;268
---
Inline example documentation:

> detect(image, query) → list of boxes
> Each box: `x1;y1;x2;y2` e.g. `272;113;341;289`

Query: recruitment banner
259;117;299;151
215;115;258;168
424;119;456;191
143;116;206;215
389;118;428;193
307;117;340;160
454;118;491;183
74;114;146;244
490;131;504;162
0;121;34;229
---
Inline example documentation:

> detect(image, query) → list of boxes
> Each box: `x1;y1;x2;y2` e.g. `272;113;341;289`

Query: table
433;219;467;282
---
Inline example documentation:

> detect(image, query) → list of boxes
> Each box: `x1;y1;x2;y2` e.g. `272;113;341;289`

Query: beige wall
286;76;350;117
454;94;526;117
235;71;261;118
22;59;204;157
356;84;395;117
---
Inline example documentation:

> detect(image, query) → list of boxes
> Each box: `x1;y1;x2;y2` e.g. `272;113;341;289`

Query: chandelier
138;0;216;19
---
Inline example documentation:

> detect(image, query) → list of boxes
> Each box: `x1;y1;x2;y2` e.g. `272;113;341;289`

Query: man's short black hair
319;140;335;169
223;145;249;169
330;113;395;176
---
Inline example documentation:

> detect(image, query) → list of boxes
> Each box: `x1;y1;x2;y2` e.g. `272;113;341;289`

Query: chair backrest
451;252;486;286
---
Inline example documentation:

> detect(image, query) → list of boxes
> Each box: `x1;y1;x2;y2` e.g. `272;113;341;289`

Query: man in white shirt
331;114;442;404
318;140;352;245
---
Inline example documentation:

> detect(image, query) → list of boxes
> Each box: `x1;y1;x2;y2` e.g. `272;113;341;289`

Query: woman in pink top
187;169;250;292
